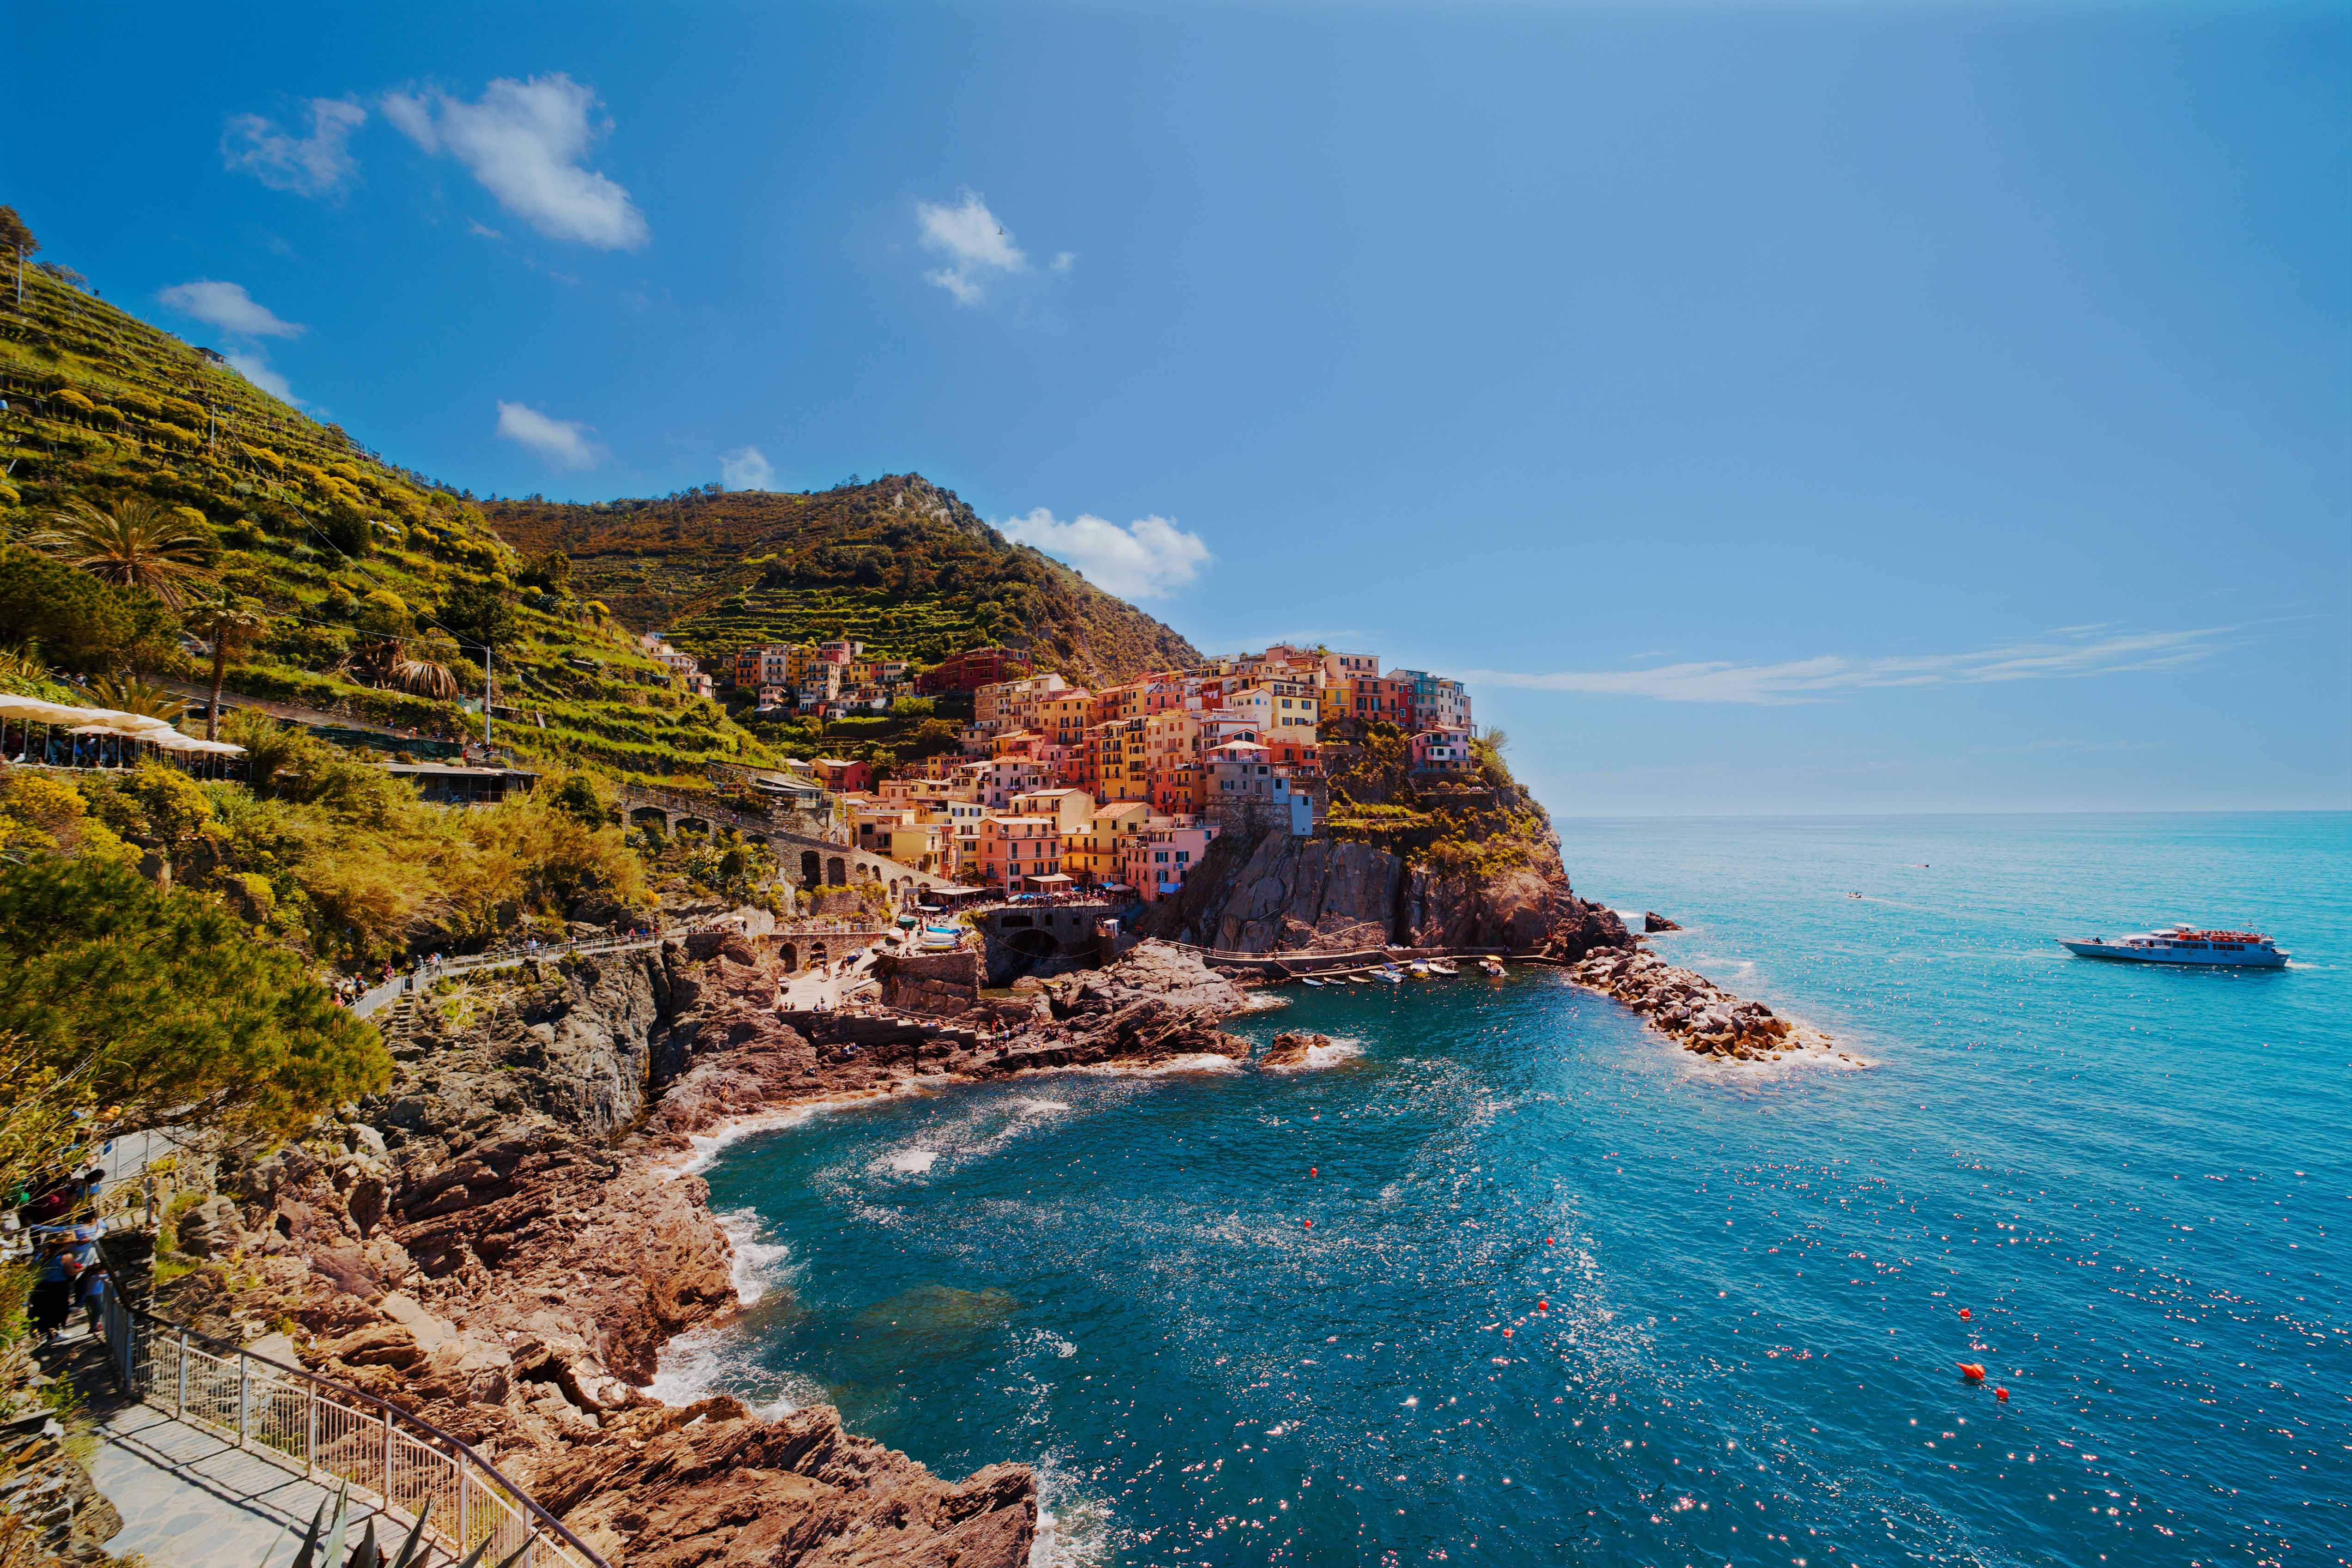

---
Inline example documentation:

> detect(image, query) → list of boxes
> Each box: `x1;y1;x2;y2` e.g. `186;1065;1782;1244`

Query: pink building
1123;817;1221;901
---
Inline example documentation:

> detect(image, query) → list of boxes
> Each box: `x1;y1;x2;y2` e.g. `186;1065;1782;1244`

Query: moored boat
2060;924;2287;968
1479;955;1505;977
1428;960;1459;977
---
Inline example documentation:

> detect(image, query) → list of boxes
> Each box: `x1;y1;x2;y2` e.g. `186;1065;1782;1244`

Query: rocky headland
1143;821;1630;960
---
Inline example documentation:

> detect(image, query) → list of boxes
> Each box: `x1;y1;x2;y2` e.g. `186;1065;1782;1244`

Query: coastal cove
659;812;2352;1567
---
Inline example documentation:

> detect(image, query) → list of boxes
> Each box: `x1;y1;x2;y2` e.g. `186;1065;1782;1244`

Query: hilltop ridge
485;478;1200;690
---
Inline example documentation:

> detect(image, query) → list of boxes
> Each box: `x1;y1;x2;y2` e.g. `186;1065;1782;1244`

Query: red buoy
1502;1327;1514;1338
1959;1308;1973;1320
1537;1301;1549;1312
1546;1238;1555;1246
1958;1362;1986;1381
1303;1219;1313;1229
1310;1167;1318;1177
1995;1387;2010;1402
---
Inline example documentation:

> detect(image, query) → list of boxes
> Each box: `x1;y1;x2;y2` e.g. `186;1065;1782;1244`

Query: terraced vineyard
0;259;763;782
487;478;1199;687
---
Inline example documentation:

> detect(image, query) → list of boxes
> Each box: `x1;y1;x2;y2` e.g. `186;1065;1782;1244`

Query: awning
0;696;103;724
1028;873;1075;885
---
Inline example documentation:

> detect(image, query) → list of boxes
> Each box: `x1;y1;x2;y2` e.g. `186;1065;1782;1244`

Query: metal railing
100;1301;606;1568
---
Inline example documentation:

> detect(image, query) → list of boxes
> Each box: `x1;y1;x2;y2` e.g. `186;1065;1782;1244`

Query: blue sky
10;2;2348;814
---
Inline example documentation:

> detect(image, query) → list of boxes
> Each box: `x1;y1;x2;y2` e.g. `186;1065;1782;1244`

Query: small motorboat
1427;960;1459;977
1479;956;1505;977
1301;977;1325;987
1349;974;1373;985
1374;968;1404;985
1408;961;1431;978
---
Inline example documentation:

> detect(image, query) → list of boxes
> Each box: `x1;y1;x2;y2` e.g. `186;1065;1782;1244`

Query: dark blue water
660;813;2351;1567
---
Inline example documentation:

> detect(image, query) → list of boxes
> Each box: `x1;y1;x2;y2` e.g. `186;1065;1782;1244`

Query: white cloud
384;75;648;250
222;99;367;196
1050;251;1076;273
157;280;305;339
225;350;298;406
720;445;774;491
997;509;1213;601
467;219;504;241
495;401;603;469
1466;626;2234;706
915;189;1027;304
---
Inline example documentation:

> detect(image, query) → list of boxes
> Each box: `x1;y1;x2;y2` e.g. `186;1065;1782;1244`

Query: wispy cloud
915;189;1026;304
157;280;305;339
225;349;299;406
719;445;774;491
1468;626;2234;706
998;509;1213;601
384;74;648;250
222;99;367;197
495;401;603;469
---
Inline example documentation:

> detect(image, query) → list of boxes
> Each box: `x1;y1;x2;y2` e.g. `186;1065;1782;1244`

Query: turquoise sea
658;813;2351;1567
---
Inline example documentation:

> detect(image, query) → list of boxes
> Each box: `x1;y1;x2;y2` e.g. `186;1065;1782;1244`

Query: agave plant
86;672;192;722
0;642;48;688
31;495;213;608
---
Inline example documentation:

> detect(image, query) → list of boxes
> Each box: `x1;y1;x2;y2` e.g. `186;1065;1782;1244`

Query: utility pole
482;643;494;749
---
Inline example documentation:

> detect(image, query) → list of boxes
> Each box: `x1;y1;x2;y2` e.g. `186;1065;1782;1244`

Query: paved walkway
92;1397;408;1568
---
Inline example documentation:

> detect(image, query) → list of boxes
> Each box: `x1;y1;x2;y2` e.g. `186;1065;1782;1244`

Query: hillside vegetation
486;479;1200;689
0;261;762;782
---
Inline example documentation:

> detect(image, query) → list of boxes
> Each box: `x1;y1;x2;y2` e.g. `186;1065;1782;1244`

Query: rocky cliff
156;938;1042;1568
150;936;1270;1566
1143;822;1629;959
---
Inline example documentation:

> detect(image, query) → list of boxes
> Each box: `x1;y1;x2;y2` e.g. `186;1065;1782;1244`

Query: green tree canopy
0;855;390;1145
0;545;177;673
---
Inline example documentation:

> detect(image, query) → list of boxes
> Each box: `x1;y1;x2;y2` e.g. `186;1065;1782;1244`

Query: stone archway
801;849;822;885
673;815;711;837
628;806;669;830
780;942;798;974
826;857;847;886
809;942;829;970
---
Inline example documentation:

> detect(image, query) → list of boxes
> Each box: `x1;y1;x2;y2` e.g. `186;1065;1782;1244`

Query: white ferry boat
2060;925;2287;967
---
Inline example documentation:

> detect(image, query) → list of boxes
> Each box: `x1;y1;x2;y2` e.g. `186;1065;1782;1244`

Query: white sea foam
1072;1051;1243;1077
717;1205;794;1304
1237;990;1292;1011
883;1148;940;1174
667;1098;854;1178
1027;1452;1118;1568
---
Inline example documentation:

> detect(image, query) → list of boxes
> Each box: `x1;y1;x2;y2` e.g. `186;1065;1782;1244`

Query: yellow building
1068;800;1154;887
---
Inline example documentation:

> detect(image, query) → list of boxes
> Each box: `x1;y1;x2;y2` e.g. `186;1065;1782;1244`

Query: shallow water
667;813;2351;1566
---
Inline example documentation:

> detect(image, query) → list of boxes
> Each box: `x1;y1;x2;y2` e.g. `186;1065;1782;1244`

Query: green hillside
485;479;1200;689
0;259;768;783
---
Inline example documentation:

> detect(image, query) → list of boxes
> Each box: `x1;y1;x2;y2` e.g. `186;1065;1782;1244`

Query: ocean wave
1237;991;1292;1011
716;1205;796;1304
668;1098;856;1178
1027;1451;1119;1568
1072;1051;1243;1077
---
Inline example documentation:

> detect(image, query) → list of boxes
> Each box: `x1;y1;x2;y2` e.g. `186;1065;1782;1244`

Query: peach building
976;814;1065;890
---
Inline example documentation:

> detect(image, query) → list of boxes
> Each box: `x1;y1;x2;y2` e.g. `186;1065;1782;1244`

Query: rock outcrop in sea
1565;945;1846;1063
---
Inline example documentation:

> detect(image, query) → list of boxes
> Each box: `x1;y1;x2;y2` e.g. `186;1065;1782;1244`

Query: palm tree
179;588;270;740
87;673;191;722
358;632;459;699
386;650;459;699
32;497;213;608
